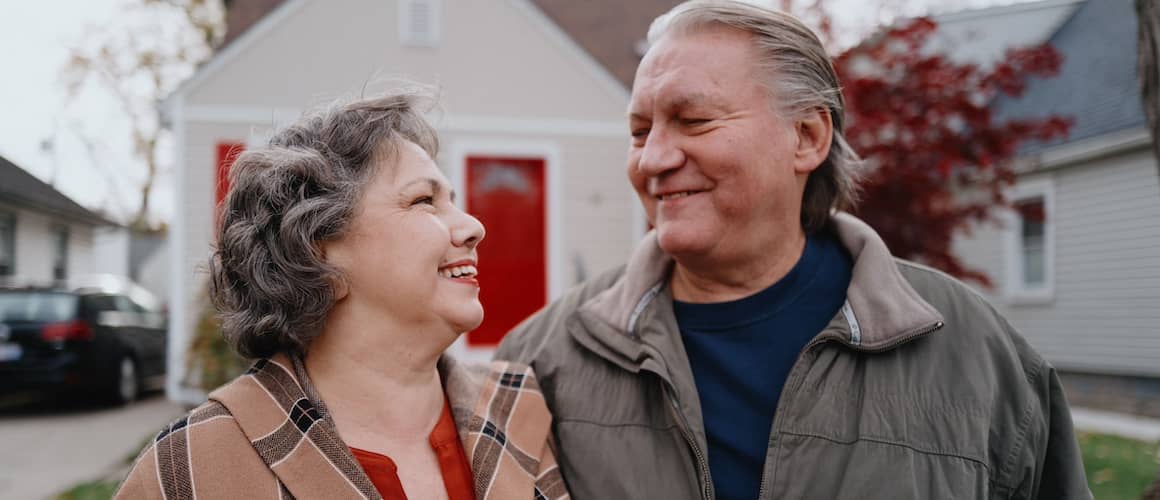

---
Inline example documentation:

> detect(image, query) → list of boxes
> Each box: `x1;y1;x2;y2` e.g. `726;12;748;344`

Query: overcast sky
0;0;1030;226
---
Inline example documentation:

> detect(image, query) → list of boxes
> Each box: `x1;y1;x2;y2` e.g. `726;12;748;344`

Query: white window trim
443;139;563;363
1004;178;1055;305
399;0;441;48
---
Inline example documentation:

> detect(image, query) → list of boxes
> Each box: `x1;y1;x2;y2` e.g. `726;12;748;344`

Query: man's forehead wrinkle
641;74;712;107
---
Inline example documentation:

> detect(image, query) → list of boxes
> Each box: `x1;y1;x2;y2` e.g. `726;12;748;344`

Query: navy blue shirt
674;233;852;500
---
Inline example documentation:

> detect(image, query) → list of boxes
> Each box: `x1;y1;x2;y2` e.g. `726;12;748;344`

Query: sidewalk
1072;407;1160;442
0;394;185;500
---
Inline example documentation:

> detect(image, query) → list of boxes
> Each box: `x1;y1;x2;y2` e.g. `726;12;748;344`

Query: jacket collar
572;212;945;370
209;353;550;500
209;354;378;499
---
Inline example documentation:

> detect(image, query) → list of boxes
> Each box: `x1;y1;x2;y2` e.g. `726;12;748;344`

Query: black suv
0;278;166;404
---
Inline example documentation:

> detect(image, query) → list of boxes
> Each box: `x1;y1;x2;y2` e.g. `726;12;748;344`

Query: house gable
180;0;629;121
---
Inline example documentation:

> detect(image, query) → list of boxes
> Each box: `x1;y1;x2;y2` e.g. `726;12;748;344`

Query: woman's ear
319;243;350;301
793;108;833;175
330;273;349;301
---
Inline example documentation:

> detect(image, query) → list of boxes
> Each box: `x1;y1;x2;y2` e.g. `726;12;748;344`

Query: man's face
628;26;815;265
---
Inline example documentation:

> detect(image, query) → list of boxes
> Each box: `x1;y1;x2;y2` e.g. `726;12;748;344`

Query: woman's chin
449;311;485;336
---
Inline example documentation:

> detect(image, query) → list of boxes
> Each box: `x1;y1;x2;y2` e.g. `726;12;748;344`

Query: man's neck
670;230;807;303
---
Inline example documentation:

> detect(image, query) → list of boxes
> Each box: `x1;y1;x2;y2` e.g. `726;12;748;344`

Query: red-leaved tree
835;18;1072;286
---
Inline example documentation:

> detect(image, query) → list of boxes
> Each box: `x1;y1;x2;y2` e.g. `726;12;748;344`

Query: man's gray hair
648;0;862;232
209;88;439;359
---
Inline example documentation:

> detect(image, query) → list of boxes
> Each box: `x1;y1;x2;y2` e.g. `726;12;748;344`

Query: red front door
464;156;547;347
215;141;245;230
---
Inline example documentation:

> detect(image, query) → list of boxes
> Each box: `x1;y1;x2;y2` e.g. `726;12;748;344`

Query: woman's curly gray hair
209;89;439;359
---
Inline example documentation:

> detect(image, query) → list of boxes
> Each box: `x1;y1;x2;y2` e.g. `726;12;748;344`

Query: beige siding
955;146;1160;376
187;0;626;120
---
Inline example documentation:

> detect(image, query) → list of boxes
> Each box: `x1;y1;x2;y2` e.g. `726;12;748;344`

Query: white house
0;154;119;285
163;0;678;402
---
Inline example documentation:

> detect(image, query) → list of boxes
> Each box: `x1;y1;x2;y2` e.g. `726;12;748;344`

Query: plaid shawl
115;354;569;500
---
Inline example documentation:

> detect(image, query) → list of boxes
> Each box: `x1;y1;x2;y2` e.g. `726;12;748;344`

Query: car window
0;292;79;322
82;295;120;314
111;295;136;313
119;296;149;313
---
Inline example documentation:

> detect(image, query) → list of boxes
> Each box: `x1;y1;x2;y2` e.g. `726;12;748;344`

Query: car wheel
111;355;140;405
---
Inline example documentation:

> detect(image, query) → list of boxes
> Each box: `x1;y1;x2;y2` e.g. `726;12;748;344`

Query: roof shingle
993;0;1147;151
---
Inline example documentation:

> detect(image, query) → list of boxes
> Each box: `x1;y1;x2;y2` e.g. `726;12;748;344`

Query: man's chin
655;227;713;258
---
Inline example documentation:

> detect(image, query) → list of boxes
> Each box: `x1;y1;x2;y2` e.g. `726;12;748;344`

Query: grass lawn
56;480;119;500
1080;432;1160;499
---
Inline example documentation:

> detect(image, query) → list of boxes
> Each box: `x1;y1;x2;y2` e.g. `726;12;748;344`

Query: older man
496;1;1091;498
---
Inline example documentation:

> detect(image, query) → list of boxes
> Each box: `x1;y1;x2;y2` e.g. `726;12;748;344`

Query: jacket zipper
661;378;714;500
754;338;821;500
754;320;945;499
634;286;714;499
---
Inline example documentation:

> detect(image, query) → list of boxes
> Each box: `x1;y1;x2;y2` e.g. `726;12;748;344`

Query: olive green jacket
496;213;1090;499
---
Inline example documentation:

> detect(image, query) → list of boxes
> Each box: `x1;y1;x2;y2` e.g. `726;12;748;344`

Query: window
52;224;69;281
0;211;13;277
1006;180;1054;303
1016;198;1046;287
83;295;120;313
399;0;440;47
0;292;78;322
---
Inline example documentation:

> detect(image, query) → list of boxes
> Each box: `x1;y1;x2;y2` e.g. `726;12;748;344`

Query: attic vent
399;0;441;47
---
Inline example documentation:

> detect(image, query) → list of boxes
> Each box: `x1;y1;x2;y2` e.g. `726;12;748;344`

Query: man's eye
681;118;709;126
631;128;650;139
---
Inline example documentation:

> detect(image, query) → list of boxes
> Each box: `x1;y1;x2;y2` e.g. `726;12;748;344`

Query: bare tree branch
60;0;224;230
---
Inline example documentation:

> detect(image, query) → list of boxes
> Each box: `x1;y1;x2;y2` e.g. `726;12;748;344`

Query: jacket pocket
768;432;992;499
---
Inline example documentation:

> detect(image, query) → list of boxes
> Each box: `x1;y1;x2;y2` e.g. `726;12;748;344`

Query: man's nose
636;127;685;177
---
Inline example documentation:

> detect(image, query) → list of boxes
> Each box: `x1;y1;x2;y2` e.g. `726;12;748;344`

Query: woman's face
323;140;486;338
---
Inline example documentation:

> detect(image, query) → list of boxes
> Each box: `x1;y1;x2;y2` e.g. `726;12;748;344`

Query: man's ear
794;108;833;175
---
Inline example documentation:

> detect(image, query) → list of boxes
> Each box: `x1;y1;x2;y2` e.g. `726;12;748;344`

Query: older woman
115;90;568;500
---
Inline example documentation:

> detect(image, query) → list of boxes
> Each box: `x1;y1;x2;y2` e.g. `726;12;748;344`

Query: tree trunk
1139;0;1160;173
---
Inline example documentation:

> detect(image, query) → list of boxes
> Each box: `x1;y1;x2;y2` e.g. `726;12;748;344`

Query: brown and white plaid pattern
115;354;569;500
445;359;569;500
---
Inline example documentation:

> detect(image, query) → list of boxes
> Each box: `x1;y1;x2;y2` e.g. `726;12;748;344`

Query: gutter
1020;126;1152;173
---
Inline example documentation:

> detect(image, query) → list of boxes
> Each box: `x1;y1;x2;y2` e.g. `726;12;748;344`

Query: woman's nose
453;209;485;249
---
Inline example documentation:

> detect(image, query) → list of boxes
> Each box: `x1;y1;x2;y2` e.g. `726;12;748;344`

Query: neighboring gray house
949;0;1160;415
0;154;118;283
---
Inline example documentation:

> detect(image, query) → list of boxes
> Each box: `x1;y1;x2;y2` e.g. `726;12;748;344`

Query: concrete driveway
0;393;185;500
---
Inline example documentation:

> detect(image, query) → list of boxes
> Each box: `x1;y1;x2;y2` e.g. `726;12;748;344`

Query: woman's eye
681;118;708;126
411;196;435;206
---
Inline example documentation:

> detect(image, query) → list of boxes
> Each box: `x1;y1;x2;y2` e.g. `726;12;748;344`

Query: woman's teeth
439;265;477;278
